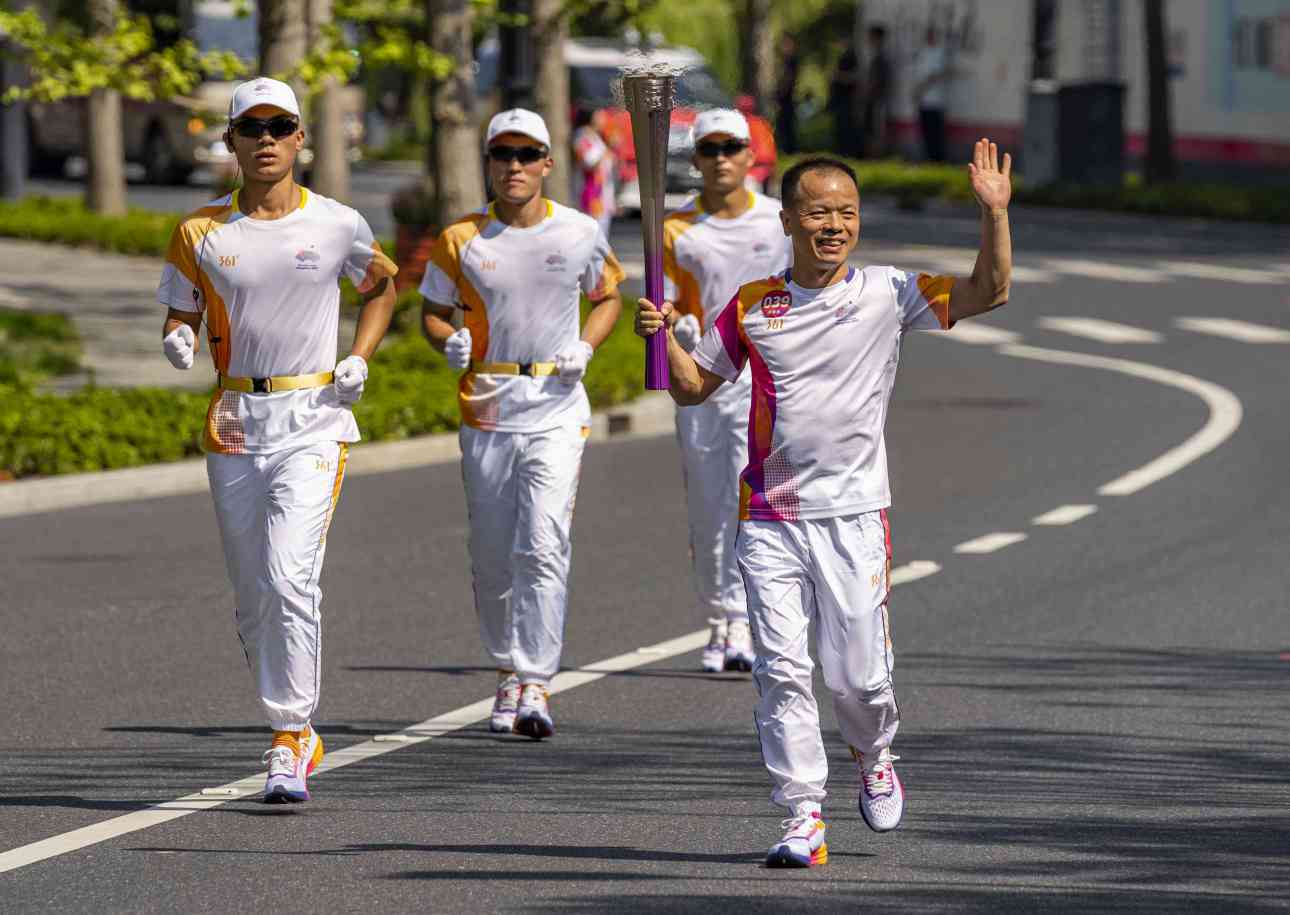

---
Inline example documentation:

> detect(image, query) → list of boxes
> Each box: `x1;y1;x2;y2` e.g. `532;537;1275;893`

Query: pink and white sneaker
765;811;828;868
512;682;555;740
263;725;323;804
701;618;727;673
854;746;904;832
490;671;521;733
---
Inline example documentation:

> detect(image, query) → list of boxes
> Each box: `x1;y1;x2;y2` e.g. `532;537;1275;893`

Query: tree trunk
425;0;483;228
306;0;350;201
86;0;126;215
532;0;569;205
738;0;775;115
259;0;308;77
1143;0;1174;183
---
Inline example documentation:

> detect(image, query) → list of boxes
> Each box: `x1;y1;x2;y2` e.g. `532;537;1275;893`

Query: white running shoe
263;725;323;804
855;746;904;832
723;618;755;672
513;682;555;740
490;671;521;733
765;811;828;868
701;617;727;673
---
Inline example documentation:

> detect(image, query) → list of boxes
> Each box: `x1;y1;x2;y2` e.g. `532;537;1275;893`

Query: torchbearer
419;109;624;740
635;141;1013;865
158;78;398;803
663;109;791;673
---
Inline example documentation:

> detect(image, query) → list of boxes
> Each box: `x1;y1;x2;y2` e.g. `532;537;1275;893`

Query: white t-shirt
663;190;793;332
158;188;397;455
419;199;625;433
913;45;948;109
692;266;955;521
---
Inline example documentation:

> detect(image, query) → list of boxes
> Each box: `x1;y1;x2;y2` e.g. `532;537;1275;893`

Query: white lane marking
1158;261;1287;285
954;532;1028;554
0;562;944;875
1038;317;1163;345
1007;265;1057;284
1043;258;1166;284
1176;317;1290;344
1032;504;1098;526
999;344;1244;497
890;560;941;585
936;323;1022;345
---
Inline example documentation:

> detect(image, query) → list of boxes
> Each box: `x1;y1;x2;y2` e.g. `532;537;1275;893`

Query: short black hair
780;157;860;209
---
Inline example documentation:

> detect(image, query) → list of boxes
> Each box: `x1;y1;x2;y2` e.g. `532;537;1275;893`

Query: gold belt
471;361;558;377
217;371;334;393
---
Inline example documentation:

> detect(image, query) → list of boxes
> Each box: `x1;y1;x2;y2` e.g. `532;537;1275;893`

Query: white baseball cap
485;108;551;149
228;77;301;121
691;109;751;145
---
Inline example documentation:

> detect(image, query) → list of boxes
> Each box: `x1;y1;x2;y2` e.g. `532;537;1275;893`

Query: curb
0;392;676;520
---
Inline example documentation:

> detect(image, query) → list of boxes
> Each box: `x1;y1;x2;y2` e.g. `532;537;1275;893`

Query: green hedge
0;196;178;255
0;303;648;479
0;307;82;386
776;154;1290;223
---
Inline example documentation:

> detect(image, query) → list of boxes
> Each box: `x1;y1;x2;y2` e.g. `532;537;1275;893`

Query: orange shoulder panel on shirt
170;201;237;376
737;274;788;313
356;240;399;293
916;273;955;329
427;212;488;280
591;248;627;301
662;209;703;318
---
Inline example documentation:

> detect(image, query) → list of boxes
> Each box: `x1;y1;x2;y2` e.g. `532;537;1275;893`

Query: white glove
555;340;594;383
334;354;368;405
444;327;472;370
163;324;196;370
672;313;701;353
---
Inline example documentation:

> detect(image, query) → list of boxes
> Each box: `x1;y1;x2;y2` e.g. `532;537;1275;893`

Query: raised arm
949;138;1012;323
634;298;725;406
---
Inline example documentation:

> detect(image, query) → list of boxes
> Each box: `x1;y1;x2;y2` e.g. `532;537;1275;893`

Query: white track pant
675;374;751;623
207;441;347;732
737;510;899;814
460;420;587;684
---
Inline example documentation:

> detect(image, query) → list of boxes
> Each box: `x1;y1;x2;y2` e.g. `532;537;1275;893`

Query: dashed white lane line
1158;261;1288;285
1175;317;1290;344
953;532;1028;554
0;559;939;876
890;560;942;585
1038;317;1163;345
933;323;1022;346
1032;504;1099;526
999;344;1244;497
1042;259;1166;284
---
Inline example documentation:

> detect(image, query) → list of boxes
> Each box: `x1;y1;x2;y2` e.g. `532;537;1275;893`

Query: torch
621;67;676;390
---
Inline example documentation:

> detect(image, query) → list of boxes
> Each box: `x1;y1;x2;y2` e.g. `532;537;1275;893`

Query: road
2;195;1289;911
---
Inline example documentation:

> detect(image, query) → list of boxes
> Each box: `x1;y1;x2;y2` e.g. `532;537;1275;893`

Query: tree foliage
0;5;244;104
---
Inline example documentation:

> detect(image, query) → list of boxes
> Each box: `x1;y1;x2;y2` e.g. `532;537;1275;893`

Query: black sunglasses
695;139;748;159
487;145;547;165
231;116;300;140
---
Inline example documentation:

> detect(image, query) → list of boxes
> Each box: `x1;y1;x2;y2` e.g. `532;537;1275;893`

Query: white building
863;0;1290;172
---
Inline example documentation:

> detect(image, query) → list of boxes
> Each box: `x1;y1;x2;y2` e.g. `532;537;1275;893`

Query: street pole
498;0;535;110
0;38;29;200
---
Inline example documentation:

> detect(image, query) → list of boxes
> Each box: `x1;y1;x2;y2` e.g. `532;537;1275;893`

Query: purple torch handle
622;71;674;391
643;257;669;389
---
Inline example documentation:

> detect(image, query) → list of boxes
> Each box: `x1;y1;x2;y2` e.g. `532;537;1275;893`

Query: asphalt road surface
2;206;1289;912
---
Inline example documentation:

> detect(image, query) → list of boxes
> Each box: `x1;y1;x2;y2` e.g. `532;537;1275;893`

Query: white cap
486;108;551;149
691;108;751;145
228;77;301;121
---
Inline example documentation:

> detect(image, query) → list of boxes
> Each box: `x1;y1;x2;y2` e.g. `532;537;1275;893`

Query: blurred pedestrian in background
911;26;950;162
863;25;892;158
828;35;862;158
775;33;801;155
572;108;616;236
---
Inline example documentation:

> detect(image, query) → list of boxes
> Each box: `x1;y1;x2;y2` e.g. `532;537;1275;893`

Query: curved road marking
999;344;1244;497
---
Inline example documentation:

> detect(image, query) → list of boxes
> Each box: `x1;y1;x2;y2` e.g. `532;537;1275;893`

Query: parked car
26;0;363;185
476;37;778;213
